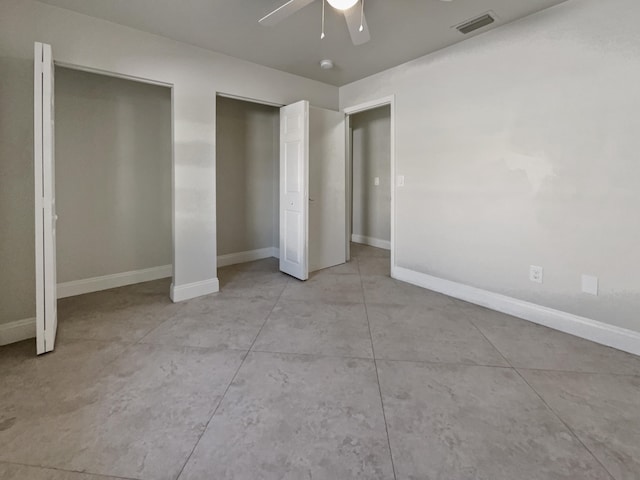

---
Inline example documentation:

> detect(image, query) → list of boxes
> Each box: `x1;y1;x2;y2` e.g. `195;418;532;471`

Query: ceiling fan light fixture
327;0;358;11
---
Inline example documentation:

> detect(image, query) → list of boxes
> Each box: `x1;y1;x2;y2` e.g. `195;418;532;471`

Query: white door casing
279;100;309;280
34;42;58;354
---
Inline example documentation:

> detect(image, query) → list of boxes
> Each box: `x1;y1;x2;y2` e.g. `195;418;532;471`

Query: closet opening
55;66;173;326
215;95;281;284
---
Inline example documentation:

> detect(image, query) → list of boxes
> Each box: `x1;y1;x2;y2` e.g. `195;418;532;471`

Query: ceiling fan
259;0;371;46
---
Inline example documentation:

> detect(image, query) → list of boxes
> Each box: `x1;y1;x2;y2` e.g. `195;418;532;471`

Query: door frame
213;92;284;275
343;95;396;273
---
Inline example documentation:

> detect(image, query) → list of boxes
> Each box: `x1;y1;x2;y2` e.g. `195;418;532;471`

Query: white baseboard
0;317;36;346
57;265;172;299
351;234;391;251
392;266;640;357
217;247;279;268
170;278;220;303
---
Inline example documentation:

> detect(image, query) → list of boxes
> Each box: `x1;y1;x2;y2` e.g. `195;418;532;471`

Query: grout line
173;275;290;480
465;316;617;480
250;348;374;361
511;365;640;378
0;460;140;480
357;256;398;480
513;368;617;480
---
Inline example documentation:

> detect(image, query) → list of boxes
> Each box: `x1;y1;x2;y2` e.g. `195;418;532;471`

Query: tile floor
1;244;639;480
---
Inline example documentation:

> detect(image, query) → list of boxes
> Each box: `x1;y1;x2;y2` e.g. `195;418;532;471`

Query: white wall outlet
529;265;543;284
582;274;598;295
374;176;380;186
397;175;405;187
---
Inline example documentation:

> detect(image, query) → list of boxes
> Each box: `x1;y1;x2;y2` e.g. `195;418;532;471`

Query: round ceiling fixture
327;0;358;11
320;59;334;70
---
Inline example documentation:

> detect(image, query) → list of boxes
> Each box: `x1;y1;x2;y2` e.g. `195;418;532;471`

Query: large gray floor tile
362;275;454;307
253;300;373;358
465;307;640;375
0;463;120;480
350;243;390;258
57;279;178;343
377;361;612;480
179;352;394;480
0;338;128;395
280;273;364;304
521;369;640;480
367;303;508;366
57;302;178;343
357;256;391;276
311;259;360;276
218;268;289;299
0;343;245;480
141;296;276;349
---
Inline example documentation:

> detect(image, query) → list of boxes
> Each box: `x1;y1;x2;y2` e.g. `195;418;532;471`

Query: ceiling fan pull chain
359;0;364;32
321;0;326;39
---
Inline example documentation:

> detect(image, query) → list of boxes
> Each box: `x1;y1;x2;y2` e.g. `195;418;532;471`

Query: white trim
57;265;172;299
392;266;640;357
343;95;395;115
170;278;219;302
0;318;36;346
217;247;279;268
216;91;284;108
343;95;396;277
351;234;390;250
55;61;174;88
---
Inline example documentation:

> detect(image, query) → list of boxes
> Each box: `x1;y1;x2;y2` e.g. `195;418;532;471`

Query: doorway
345;99;394;274
215;95;281;270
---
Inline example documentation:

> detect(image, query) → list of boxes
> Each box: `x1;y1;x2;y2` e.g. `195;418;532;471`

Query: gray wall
0;57;34;324
55;67;172;283
341;0;640;333
216;97;279;256
351;106;391;244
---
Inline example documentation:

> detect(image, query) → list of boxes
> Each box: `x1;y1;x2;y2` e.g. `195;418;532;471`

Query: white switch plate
529;265;543;284
374;177;380;186
397;175;405;187
582;274;598;295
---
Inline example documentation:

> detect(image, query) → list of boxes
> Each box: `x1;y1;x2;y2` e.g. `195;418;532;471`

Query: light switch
374;177;380;186
397;175;405;187
582;275;598;295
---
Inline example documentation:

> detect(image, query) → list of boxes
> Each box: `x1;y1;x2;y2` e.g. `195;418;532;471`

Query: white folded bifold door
279;100;309;280
279;101;346;280
34;42;58;354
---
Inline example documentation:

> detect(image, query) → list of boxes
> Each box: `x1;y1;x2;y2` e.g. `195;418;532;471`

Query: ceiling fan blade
343;6;370;45
259;0;317;27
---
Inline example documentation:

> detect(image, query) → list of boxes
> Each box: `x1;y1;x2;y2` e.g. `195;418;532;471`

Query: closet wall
351;105;391;247
216;96;279;259
55;67;172;284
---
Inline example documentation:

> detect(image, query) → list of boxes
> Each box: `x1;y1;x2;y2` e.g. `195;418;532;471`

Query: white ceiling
38;0;567;86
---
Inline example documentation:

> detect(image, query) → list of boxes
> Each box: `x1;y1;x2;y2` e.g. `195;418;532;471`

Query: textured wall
55;67;172;283
340;0;640;332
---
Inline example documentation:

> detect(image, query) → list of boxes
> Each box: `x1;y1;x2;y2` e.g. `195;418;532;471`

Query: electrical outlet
529;265;543;284
374;177;380;186
582;274;598;295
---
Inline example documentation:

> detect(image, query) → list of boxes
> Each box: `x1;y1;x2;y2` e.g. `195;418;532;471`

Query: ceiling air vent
456;13;495;35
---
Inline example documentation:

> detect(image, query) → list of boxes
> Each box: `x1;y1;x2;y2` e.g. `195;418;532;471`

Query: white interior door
279;100;309;280
34;42;58;354
308;107;346;272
